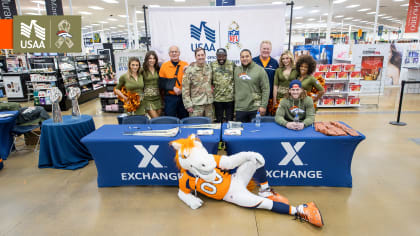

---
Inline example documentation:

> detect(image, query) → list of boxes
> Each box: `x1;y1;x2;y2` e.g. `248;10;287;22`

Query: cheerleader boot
295;202;324;227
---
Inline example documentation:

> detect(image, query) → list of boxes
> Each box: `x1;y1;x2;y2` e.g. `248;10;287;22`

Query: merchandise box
349;83;361;92
325;72;336;79
317;64;329;72
322;97;334;105
313;72;325;79
343;64;355;72
337;72;348;80
330;64;342;72
348;96;360;104
333;83;345;92
350;71;361;79
335;97;346;105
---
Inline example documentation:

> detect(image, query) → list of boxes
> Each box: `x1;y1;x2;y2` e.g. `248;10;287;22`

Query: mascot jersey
178;155;232;200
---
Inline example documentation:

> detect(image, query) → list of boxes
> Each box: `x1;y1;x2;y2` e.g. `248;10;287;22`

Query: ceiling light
378;14;386;17
295;16;303;19
137;20;144;23
393;0;405;1
382;16;392;19
88;6;104;10
91;24;100;26
352;19;361;21
295;6;304;10
32;1;45;5
118;15;127;18
79;11;92;15
322;13;328;16
102;0;119;3
358;8;371;12
346;4;360;8
272;1;282;4
307;18;315;21
335;15;344;18
98;21;108;24
26;12;40;15
360;20;368;23
344;17;354;20
400;3;409;6
175;0;186;2
136;11;143;13
367;12;376;15
110;27;117;29
149;5;160;7
310;10;320;13
333;0;348;4
108;18;118;21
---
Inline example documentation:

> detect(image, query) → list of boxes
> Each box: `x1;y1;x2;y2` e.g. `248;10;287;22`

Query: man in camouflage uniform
182;47;213;119
211;48;235;122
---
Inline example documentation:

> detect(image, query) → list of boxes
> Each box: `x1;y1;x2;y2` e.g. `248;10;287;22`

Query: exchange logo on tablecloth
135;145;163;168
13;15;81;53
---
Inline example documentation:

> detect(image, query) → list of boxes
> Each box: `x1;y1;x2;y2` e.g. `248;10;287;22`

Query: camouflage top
182;63;213;109
211;60;236;102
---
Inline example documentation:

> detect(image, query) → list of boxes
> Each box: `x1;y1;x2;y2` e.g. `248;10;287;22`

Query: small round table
0;110;19;160
39;115;95;170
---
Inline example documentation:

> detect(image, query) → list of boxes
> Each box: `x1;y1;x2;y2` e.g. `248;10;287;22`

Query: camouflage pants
190;104;214;120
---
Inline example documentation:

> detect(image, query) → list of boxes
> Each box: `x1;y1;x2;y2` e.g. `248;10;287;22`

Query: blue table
0;111;19;160
222;122;365;187
39;115;95;170
81;124;220;187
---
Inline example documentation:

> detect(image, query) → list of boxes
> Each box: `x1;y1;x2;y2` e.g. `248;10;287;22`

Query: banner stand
143;5;150;51
286;1;294;51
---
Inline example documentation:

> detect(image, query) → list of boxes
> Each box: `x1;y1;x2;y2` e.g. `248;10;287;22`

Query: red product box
350;71;361;79
348;96;360;104
325;72;336;79
317;64;329;72
337;72;348;79
330;64;342;72
349;84;361;92
343;64;356;72
313;72;325;79
333;83;345;92
335;98;346;105
322;98;335;105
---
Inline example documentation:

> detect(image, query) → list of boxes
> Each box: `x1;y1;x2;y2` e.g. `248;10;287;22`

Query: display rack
86;55;103;91
57;56;79;110
75;56;93;93
316;64;361;108
29;57;58;110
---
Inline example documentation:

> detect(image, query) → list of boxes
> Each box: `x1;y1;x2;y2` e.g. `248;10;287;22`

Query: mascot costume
170;134;324;227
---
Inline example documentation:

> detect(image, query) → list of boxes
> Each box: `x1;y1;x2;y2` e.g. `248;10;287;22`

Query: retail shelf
318;104;360;108
30;71;56;74
31;79;57;82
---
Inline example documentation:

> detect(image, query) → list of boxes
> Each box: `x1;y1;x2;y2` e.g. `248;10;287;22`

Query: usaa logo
190;21;216;52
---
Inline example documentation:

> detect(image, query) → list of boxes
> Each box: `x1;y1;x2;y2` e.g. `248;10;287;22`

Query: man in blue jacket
253;40;279;115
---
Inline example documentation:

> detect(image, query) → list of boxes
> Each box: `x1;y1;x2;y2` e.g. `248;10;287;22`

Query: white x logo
134;145;163;168
278;142;305;166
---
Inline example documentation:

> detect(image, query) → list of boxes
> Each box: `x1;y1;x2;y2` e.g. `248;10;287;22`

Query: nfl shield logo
228;30;239;44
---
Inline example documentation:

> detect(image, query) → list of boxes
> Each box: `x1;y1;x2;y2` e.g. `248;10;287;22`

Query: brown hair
279;51;295;68
142;50;160;74
295;55;316;76
128;57;141;75
194;47;205;56
284;88;307;99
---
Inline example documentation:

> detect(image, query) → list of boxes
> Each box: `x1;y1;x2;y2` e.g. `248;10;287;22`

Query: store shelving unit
29;57;58;110
316;64;362;108
75;56;93;94
57;56;79;110
86;55;103;91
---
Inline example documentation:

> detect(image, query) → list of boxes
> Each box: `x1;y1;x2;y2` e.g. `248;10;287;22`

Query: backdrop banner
114;49;147;79
148;4;286;64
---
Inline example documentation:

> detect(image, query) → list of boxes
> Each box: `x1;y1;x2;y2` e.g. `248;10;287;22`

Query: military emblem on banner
226;21;241;49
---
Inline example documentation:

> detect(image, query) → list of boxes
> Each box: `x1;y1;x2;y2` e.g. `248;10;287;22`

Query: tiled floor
0;88;419;235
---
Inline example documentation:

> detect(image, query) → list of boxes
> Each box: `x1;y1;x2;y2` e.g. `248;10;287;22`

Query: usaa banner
13;16;81;53
148;4;286;64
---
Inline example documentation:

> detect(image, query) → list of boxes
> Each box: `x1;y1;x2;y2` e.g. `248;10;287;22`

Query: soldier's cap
216;48;227;55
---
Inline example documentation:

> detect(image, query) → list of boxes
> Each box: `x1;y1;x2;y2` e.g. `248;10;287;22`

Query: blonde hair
279;51;295;68
260;40;272;48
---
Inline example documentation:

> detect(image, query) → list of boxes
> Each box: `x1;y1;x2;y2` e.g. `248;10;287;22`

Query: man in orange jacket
159;46;189;118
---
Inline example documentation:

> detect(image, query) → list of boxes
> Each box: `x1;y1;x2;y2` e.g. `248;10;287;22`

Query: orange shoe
258;188;289;205
295;202;324;227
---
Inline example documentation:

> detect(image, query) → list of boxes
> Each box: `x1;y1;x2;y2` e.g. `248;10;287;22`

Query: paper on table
224;128;242;136
181;123;221;129
0;113;14;118
123;127;179;137
197;129;214;135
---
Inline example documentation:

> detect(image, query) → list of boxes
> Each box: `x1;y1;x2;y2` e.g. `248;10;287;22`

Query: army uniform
182;63;214;119
211;60;235;122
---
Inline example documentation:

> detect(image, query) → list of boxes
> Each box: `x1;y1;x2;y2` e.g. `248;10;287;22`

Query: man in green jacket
234;49;269;123
275;80;315;130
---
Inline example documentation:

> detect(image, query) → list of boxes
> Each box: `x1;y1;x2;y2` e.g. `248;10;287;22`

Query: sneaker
258;188;289;205
295;202;324;227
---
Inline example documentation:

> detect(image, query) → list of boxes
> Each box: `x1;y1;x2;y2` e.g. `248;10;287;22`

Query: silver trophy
51;87;63;123
68;87;81;118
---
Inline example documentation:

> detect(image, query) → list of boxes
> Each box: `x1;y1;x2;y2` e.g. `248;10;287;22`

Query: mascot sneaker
295;202;324;227
258;188;289;205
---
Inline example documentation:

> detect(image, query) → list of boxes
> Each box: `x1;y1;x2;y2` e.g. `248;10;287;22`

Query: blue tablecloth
81;124;221;187
39;115;95;170
0;111;19;160
222;122;365;187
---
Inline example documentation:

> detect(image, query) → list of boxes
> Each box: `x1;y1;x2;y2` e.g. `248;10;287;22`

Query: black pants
214;101;234;123
164;95;188;119
235;110;257;123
